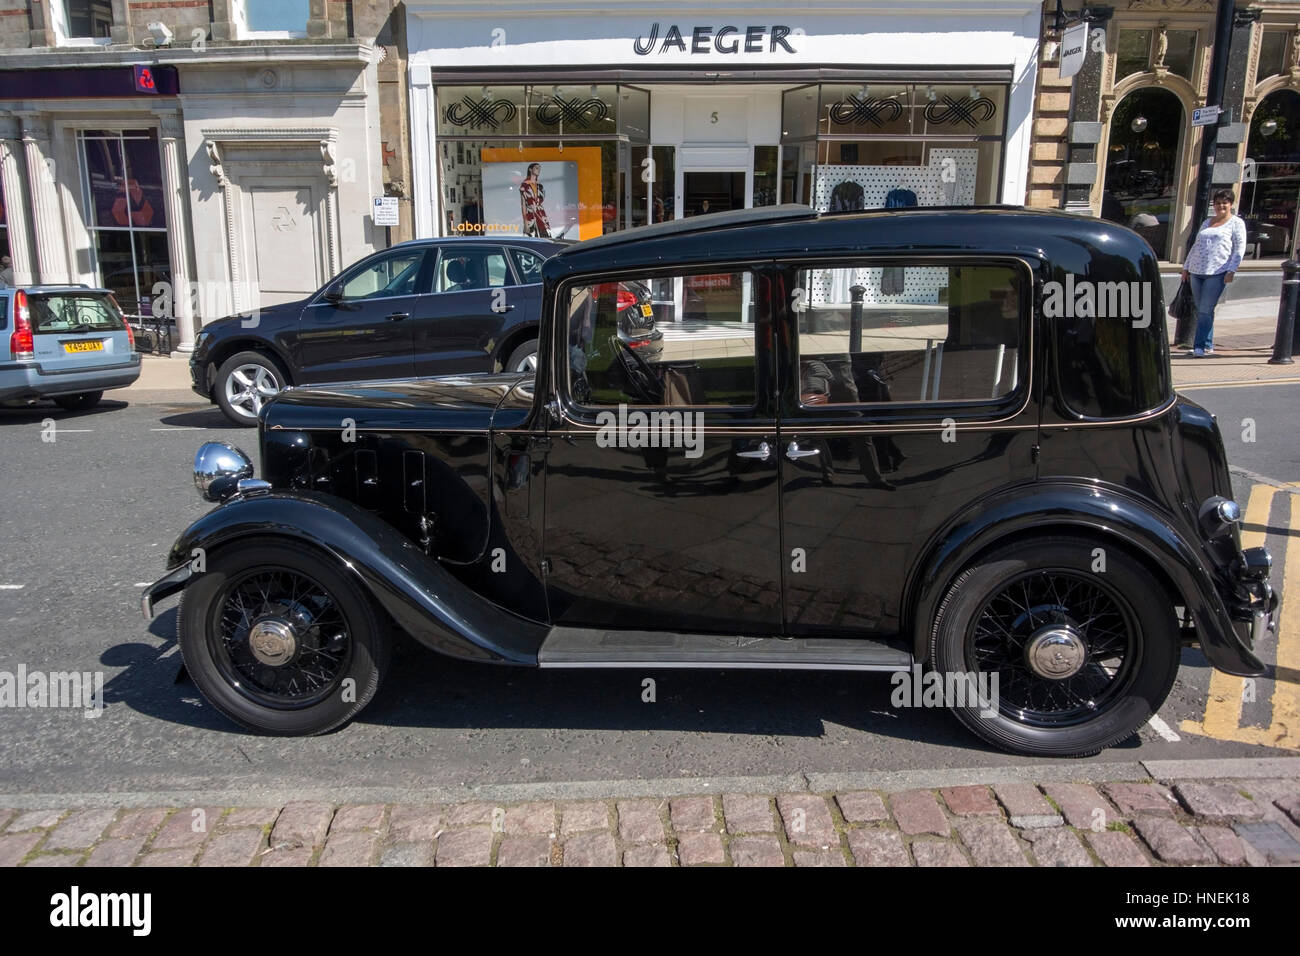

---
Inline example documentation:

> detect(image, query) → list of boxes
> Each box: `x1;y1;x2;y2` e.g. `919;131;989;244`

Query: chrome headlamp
194;441;254;503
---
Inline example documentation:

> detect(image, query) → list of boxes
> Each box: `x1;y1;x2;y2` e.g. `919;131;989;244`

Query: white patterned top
1184;214;1246;276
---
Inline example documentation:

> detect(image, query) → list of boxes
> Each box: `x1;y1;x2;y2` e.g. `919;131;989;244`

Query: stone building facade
0;1;412;351
1027;0;1300;298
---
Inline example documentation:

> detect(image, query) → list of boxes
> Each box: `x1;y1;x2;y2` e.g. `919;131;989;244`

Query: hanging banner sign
1058;21;1088;80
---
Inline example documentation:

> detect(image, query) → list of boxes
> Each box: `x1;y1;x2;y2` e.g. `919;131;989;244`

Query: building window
1242;89;1300;262
780;83;1007;212
238;0;309;38
1116;29;1152;82
0;175;10;286
1101;87;1184;260
78;129;172;316
53;0;113;44
434;84;650;238
1257;30;1290;83
1162;30;1197;81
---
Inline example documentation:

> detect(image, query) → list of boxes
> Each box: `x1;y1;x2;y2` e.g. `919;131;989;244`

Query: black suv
191;237;565;425
147;205;1275;757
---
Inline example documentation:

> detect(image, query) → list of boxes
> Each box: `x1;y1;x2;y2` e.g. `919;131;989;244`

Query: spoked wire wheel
209;567;354;709
965;568;1141;727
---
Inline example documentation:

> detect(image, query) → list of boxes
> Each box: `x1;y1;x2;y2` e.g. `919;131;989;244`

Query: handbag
1167;277;1194;321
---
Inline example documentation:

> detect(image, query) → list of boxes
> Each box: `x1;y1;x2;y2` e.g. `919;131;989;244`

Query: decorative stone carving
321;139;338;187
206;140;229;187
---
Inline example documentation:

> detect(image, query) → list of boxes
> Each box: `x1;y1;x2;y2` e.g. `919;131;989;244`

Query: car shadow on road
0;398;129;426
106;623;1093;755
157;408;242;430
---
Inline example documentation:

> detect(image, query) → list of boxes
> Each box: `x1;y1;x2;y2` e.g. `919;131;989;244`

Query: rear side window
509;248;545;283
436;247;515;293
0;296;8;331
28;294;125;333
790;261;1025;406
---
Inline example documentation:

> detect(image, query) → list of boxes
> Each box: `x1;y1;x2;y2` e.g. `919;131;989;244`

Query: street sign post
1192;105;1222;127
373;197;399;227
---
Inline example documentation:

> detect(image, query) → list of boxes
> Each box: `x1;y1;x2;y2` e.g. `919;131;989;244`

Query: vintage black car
144;205;1276;756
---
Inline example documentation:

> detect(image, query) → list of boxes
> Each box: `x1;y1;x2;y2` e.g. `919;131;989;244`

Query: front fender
906;481;1265;677
156;491;546;665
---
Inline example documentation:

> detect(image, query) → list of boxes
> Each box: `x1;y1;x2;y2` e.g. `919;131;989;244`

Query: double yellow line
1180;484;1300;749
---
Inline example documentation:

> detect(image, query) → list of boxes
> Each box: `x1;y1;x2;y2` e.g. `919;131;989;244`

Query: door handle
736;441;772;462
489;304;516;313
785;441;820;460
386;312;409;321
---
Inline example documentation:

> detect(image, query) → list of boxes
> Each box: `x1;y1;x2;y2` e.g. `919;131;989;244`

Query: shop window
1101;88;1183;260
1116;30;1152;82
240;0;309;38
753;146;779;207
1257;31;1290;83
54;0;113;43
1162;30;1197;81
78;129;172;315
1242;89;1300;261
791;261;1023;406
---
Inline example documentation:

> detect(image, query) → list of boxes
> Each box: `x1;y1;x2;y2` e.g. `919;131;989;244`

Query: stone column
0;134;36;286
158;113;197;352
19;114;69;285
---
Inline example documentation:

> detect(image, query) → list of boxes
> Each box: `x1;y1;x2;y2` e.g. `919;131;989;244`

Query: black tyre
53;390;103;411
930;535;1179;757
506;339;539;374
178;539;390;736
214;350;288;426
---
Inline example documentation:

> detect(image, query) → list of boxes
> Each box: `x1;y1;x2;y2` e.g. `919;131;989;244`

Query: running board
537;628;913;670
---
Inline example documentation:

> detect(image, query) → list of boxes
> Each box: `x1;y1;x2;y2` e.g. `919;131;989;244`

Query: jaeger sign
633;23;799;55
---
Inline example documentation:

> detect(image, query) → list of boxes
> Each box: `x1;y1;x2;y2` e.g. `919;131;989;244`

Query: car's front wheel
177;539;390;735
930;535;1179;757
214;350;287;426
53;391;103;411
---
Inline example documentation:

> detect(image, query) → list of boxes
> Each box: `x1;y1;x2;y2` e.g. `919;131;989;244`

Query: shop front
405;2;1043;254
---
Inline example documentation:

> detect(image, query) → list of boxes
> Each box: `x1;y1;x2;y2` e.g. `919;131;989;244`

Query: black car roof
544;205;1156;279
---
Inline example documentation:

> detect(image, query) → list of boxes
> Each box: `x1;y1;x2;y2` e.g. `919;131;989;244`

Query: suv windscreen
28;294;126;333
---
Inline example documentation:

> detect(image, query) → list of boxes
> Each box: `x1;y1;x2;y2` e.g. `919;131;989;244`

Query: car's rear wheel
53;391;103;411
177;540;390;735
215;350;287;426
930;535;1179;757
506;340;539;374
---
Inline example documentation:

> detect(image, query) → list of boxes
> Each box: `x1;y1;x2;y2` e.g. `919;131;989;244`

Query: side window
565;269;757;407
340;250;427;300
436;247;515;293
509;248;545;283
793;261;1023;405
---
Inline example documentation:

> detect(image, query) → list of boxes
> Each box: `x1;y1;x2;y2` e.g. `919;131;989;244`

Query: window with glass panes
78;129;171;316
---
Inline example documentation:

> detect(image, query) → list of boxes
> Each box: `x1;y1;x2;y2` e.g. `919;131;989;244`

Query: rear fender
906;481;1265;677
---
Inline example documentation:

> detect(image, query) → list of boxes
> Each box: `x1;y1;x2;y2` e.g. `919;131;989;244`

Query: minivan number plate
64;340;104;353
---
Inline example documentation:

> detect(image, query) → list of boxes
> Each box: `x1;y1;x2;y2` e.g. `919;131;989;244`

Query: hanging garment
884;187;918;209
829;180;866;212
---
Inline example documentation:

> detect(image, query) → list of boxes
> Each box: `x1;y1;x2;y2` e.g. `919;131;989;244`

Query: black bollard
849;284;865;354
1268;259;1299;365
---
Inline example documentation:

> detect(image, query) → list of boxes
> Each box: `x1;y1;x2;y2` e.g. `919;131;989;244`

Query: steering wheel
617;336;657;378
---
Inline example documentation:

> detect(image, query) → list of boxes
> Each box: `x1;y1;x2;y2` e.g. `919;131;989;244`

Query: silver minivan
0;286;141;410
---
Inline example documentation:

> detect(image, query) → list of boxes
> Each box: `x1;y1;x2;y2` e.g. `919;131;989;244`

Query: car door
294;247;427;384
413;244;526;377
541;264;783;635
775;254;1038;640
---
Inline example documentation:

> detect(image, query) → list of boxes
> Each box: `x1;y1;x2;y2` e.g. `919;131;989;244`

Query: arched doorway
1243;89;1300;261
1101;87;1185;260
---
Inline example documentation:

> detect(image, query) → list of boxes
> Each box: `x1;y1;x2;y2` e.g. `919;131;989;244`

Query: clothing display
829;180;866;212
519;178;551;237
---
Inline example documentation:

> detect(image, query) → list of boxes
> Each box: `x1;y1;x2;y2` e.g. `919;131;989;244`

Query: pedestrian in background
1181;188;1246;357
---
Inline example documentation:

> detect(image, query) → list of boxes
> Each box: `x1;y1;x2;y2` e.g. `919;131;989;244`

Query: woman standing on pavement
1181;188;1247;357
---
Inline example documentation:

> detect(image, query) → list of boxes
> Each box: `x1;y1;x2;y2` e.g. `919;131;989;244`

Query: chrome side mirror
194;441;254;502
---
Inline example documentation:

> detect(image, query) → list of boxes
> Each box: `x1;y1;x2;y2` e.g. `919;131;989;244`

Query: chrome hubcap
248;619;298;667
1024;626;1088;680
224;364;280;418
517;352;538;373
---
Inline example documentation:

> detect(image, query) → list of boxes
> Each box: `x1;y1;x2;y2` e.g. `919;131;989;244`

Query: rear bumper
0;354;141;402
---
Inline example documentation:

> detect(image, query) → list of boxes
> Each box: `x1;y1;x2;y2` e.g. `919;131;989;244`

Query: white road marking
133;582;150;588
49;429;93;433
0;584;25;590
1147;714;1181;742
149;427;202;431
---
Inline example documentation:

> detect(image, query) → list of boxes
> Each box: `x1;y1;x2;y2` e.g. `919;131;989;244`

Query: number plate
64;340;104;353
640;304;653;318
